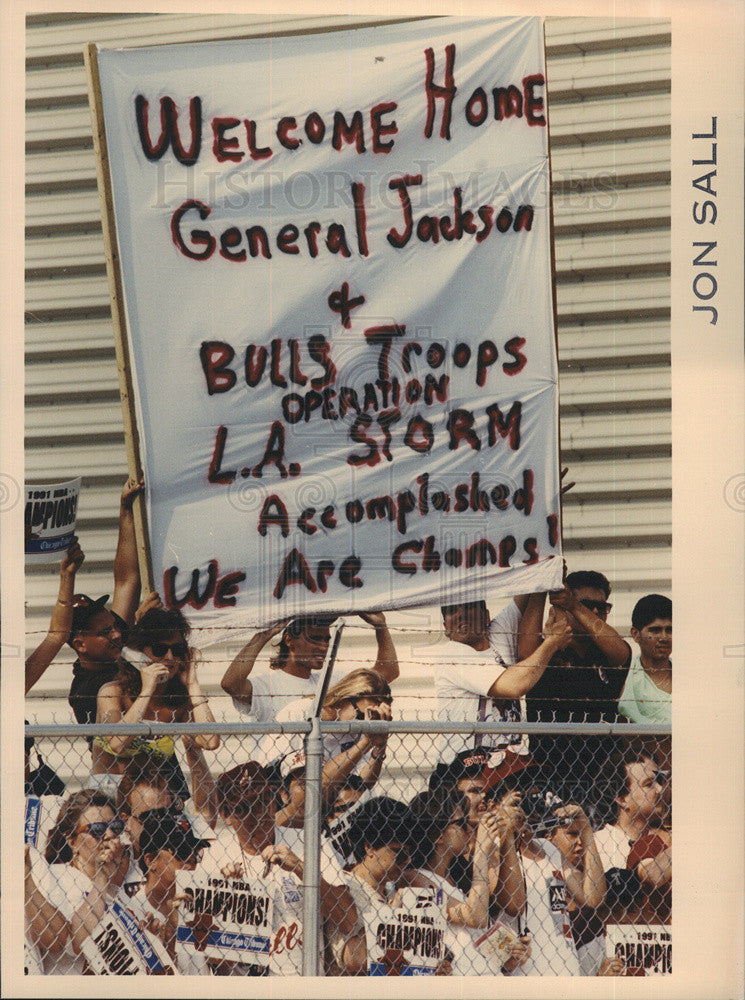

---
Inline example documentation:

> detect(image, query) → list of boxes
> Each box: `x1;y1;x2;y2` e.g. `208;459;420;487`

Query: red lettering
244;119;272;160
276;116;301;150
273;549;317;599
207;425;236;484
163;560;217;610
423;44;456;139
447;409;481;451
215;570;247;607
523;73;546;126
370;102;398;153
387;174;423;248
258;495;290;537
503;336;527;375
252;421;289;478
332;110;365;153
171;200;216;260
476;340;499;387
200;342;236;395
486;401;522;450
135;94;202;165
212;117;243;162
465;86;488;126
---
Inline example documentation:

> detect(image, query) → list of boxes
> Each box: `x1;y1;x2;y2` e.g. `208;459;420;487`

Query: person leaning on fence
268;749;350;882
435;595;573;764
126;811;212;974
257;668;392;795
116;755;216;862
545;801;611;975
196;761;357;975
406;785;531;975
221;611;399;722
62;479;145;727
93;606;219;800
589;738;667;872
519;571;633;801
35;790;132;973
326;796;424;975
481;759;582;975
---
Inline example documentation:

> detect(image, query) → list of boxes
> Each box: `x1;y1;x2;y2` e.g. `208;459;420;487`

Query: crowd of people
24;477;672;977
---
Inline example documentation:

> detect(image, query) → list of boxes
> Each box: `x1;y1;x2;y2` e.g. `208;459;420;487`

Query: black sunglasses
150;641;189;659
136;802;184;824
75;817;126;839
580;599;612;615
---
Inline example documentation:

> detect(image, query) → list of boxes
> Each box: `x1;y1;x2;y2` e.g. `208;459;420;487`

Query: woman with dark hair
92;605;219;794
221;612;399;722
406;786;530;975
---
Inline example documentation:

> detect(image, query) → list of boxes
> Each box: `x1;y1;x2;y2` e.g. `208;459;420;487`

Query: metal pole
309;618;344;720
302;715;323;977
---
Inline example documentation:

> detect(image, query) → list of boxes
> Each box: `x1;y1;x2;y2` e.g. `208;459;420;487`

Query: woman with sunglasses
258;668;392;803
36;790;133;973
406;786;531;975
92;606;219;795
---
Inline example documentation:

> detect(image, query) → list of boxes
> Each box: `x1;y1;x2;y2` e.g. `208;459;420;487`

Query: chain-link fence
24;719;671;977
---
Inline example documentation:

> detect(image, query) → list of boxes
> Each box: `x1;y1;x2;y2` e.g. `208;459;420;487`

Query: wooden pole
542;20;566;560
83;43;155;593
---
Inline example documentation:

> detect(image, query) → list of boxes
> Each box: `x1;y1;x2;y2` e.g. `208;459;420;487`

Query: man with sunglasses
521;572;632;802
65;478;145;730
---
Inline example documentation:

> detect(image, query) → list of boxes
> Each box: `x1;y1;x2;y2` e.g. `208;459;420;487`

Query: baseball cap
605;866;644;909
138;812;210;864
482;748;535;795
69;594;111;639
279;750;306;781
429;747;492;789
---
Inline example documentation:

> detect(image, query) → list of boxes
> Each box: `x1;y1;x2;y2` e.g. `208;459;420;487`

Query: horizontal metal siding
25;14;671;693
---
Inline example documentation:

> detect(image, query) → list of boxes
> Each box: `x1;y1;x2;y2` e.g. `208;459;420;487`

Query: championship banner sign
24;477;80;564
92;17;563;628
606;923;672;976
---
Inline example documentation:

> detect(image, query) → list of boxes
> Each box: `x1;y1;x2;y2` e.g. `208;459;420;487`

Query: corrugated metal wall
25;12;671;695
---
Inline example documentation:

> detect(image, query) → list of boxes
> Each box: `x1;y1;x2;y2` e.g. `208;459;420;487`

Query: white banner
606;923;672;976
96;17;563;629
175;871;272;967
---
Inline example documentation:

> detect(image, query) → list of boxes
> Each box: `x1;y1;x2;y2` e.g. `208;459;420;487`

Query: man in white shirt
221;612;398;722
434;596;572;762
591;741;667;871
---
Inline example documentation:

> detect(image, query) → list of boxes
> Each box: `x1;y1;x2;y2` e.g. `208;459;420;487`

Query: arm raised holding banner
111;477;145;628
25;536;84;694
358;611;400;684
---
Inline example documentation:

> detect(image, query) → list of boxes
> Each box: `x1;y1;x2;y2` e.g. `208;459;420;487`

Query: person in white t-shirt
195;761;357;975
406;785;530;976
435;598;572;762
221;612;399;722
590;740;667;872
127;811;212;974
482;767;581;976
38;790;143;973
